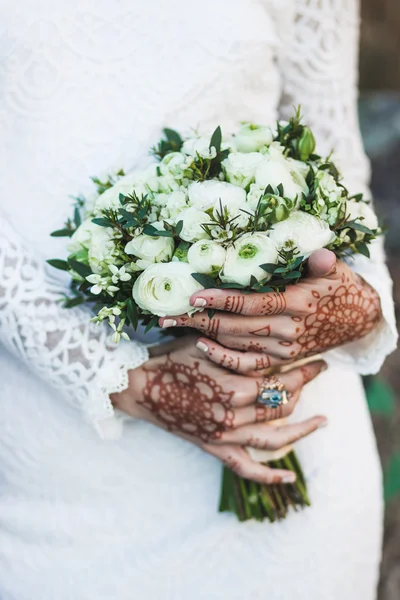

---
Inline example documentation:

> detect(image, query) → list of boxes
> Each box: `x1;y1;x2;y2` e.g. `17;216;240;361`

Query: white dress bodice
0;1;397;599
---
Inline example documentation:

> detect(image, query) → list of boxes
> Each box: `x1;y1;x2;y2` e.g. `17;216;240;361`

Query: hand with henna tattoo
111;336;327;484
159;249;382;376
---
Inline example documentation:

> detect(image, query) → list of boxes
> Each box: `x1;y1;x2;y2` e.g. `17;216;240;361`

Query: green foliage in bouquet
48;109;382;522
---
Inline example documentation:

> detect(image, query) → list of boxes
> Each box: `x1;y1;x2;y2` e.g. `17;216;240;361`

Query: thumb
306;249;338;279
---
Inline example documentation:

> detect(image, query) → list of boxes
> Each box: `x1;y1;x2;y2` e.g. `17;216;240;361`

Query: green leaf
384;452;400;502
258;285;274;293
46;259;70;271
355;241;370;258
92;217;112;228
50;228;74;238
144;315;159;333
191;273;217;288
209;126;222;152
175;220;183;236
265;184;275;195
348;221;375;235
218;282;247;289
349;193;363;202
207;309;216;319
68;259;92;278
259;263;278;274
281;271;301;279
249;275;258;287
277;183;284;197
365;377;395;417
142;224;172;237
64;296;86;308
163;128;183;151
74;207;82;228
126;299;139;330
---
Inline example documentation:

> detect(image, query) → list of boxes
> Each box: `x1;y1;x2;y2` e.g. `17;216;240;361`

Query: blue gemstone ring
256;376;290;408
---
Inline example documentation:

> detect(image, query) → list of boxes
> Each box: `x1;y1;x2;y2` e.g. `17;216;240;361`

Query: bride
0;1;397;598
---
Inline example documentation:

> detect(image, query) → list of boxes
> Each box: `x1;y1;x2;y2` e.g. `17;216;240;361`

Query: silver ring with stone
256;375;290;408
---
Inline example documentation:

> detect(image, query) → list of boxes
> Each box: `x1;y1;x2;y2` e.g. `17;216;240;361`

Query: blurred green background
360;1;400;598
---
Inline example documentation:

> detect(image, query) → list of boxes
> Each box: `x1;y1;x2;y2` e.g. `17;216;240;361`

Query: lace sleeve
0;214;149;438
276;0;397;374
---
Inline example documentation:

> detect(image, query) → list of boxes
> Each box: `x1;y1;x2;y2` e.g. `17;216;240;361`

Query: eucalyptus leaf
46;259;70;271
64;296;86;308
144;315;159;333
68;259;92;278
92;217;112;228
191;273;216;288
126;299;139;329
50;228;74;238
209;126;222;152
259;263;278;274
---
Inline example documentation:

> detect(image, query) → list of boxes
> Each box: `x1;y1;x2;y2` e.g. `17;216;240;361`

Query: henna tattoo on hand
296;280;381;355
138;356;235;441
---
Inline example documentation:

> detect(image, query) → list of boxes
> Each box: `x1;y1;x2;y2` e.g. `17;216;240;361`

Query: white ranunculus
68;219;115;273
188;180;247;219
221;232;278;286
255;146;309;202
222;152;265;188
188;240;227;274
182;136;217;160
159;152;191;179
125;231;174;265
268;211;336;257
178;207;211;242
246;184;265;211
235;123;273;153
132;262;204;317
160;190;188;221
346;200;379;231
94;167;159;212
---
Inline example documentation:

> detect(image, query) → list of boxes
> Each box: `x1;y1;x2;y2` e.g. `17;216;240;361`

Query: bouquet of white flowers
49;110;380;521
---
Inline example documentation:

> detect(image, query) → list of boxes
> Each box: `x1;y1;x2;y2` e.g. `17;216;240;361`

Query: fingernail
162;319;177;328
192;298;207;308
196;341;209;353
318;361;328;372
317;419;328;429
282;473;296;484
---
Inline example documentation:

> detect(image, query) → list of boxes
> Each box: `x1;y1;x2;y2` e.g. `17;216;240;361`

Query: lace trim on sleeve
0;215;149;439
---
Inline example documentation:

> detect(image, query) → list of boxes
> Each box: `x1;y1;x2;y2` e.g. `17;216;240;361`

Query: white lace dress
0;1;397;599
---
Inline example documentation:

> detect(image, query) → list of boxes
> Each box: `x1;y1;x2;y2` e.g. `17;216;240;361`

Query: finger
161;312;294;339
220;415;327;448
188;288;300;316
195;337;292;374
306;249;339;279
203;443;297;484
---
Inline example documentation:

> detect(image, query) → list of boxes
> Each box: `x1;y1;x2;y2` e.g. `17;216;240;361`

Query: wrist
110;362;148;418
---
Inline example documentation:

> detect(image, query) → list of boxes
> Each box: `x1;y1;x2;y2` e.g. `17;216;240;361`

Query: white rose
222;152;265;188
188;240;227;274
132;262;204;317
255;146;309;202
221;232;278;286
188;180;248;226
125;231;174;267
346;200;379;231
235;123;273;153
178;207;211;242
268;211;336;257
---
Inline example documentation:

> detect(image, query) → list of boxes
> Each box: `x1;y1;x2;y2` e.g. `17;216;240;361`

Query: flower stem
218;450;310;522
